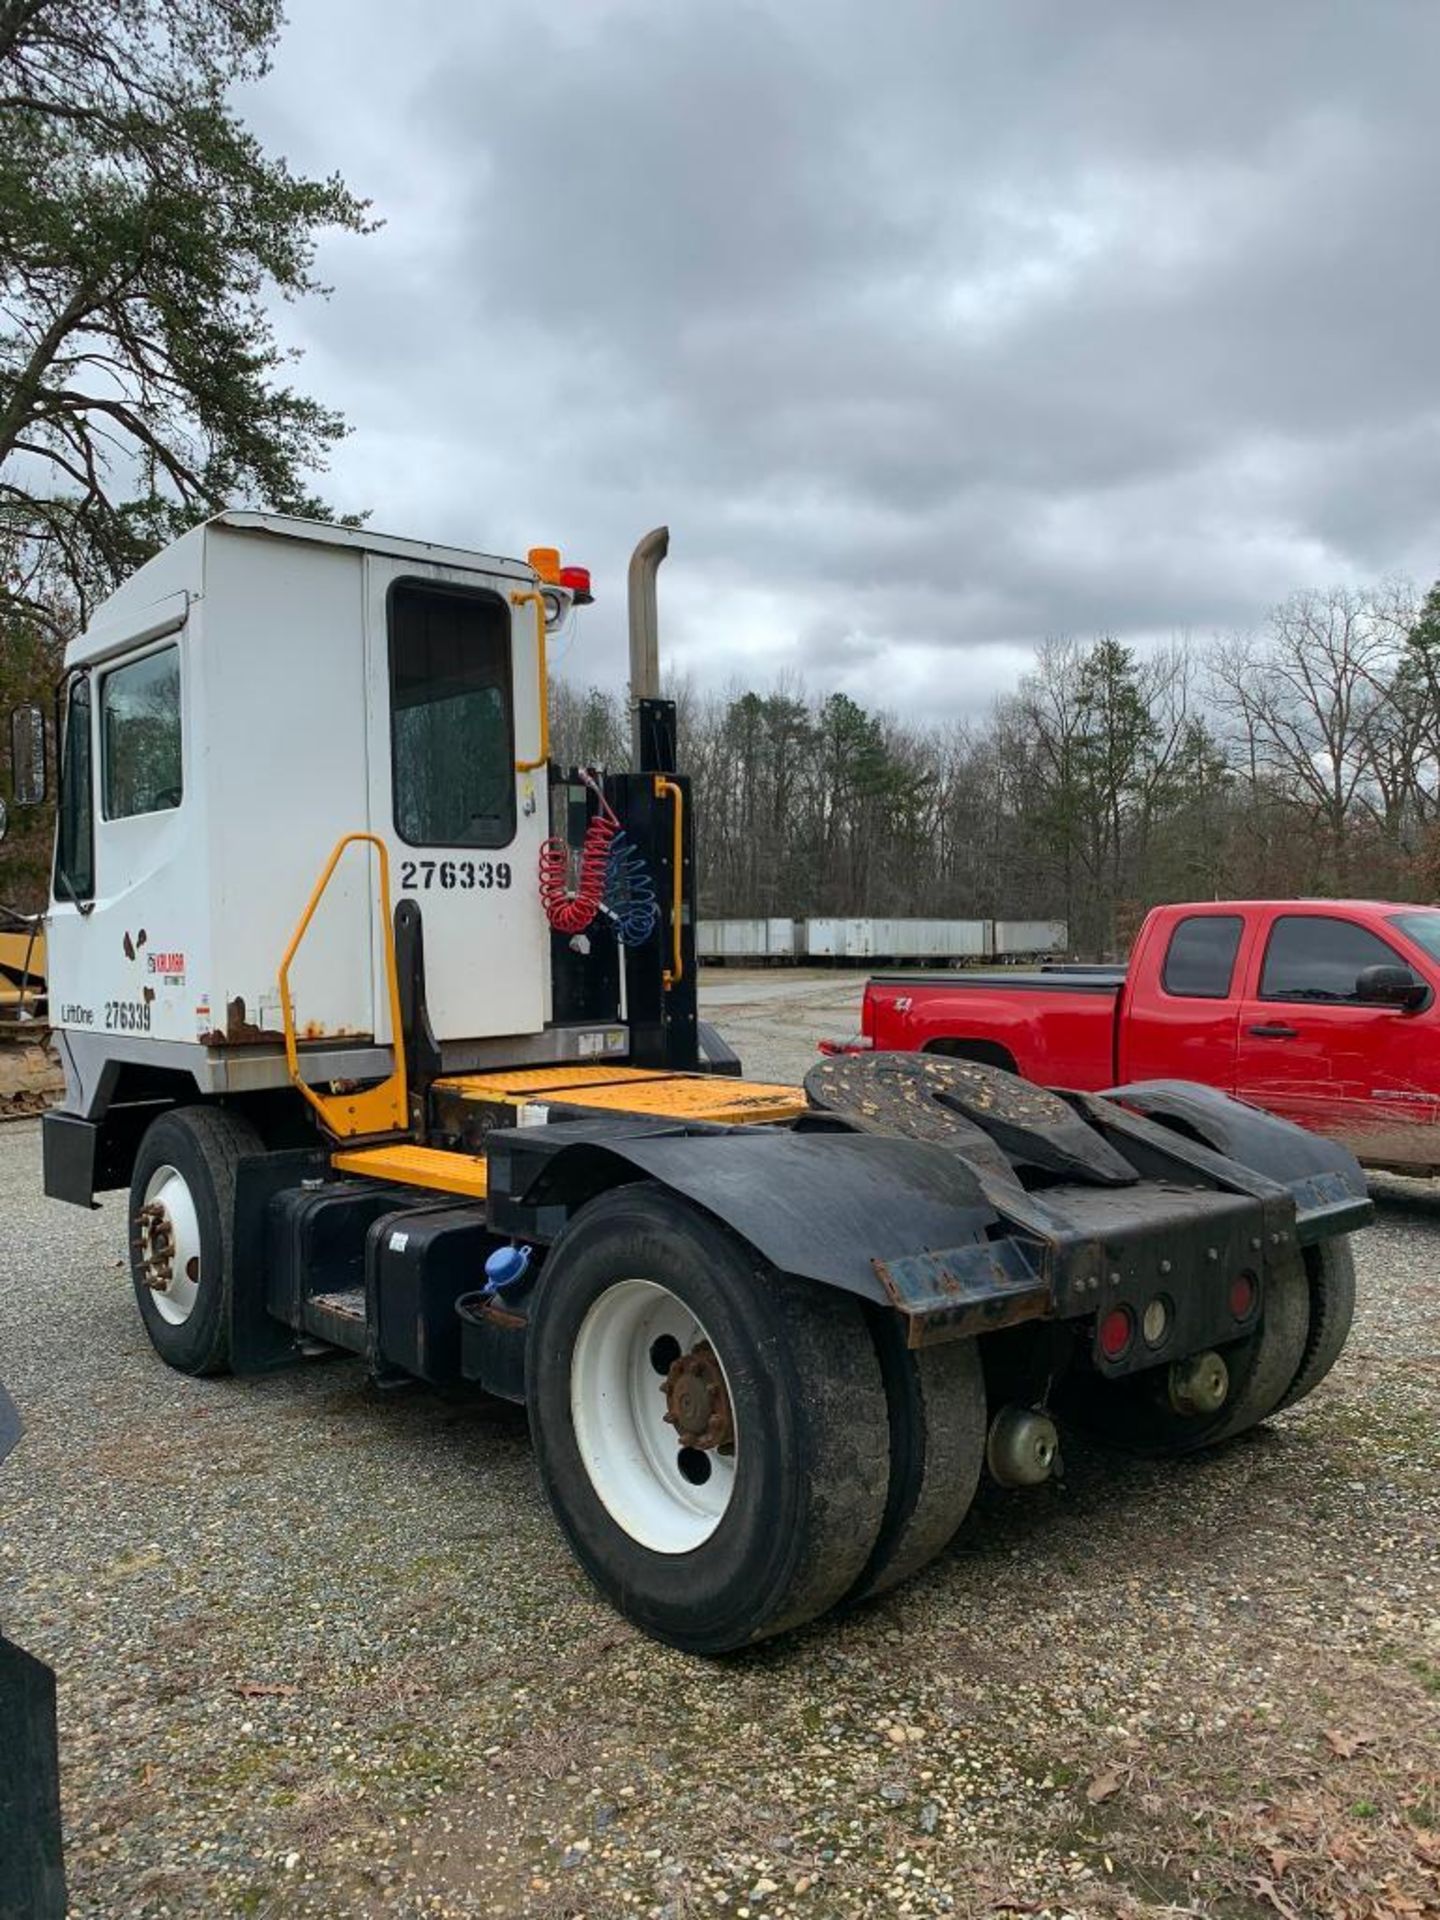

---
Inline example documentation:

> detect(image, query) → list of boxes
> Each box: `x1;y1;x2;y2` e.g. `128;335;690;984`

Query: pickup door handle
1247;1022;1298;1040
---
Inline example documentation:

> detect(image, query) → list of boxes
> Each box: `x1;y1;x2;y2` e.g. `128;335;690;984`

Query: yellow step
331;1142;488;1199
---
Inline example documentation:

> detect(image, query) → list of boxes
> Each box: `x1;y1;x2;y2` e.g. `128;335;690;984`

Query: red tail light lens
1229;1272;1257;1321
1099;1306;1134;1360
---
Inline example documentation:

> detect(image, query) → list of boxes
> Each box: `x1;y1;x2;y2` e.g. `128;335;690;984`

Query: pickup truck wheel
845;1320;987;1604
1060;1258;1310;1455
128;1105;263;1377
527;1183;890;1654
1273;1238;1356;1414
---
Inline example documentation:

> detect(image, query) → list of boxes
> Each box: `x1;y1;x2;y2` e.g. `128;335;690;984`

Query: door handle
1247;1022;1298;1039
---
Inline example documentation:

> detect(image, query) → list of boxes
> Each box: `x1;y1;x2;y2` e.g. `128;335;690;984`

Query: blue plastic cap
484;1244;531;1291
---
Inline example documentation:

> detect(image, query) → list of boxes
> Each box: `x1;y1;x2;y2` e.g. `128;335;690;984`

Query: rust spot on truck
872;1241;1051;1346
199;996;272;1046
200;995;374;1049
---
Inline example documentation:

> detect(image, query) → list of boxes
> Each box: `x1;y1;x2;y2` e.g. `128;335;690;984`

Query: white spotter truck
8;513;1369;1653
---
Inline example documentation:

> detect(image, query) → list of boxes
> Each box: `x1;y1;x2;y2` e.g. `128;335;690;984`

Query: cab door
1234;910;1440;1166
1120;909;1249;1086
363;556;550;1044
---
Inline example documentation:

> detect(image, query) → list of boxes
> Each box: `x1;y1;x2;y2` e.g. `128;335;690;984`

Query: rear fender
484;1119;1048;1343
1098;1080;1372;1244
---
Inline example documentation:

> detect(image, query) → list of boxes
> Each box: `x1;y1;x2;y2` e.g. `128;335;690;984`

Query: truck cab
40;513;696;1197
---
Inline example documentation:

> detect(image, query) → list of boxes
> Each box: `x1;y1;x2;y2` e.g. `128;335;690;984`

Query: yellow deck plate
331;1142;488;1198
436;1065;665;1098
438;1065;805;1128
535;1077;805;1125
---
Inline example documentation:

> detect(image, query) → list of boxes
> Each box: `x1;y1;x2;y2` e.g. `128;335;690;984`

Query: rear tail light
1229;1272;1257;1322
1099;1305;1134;1360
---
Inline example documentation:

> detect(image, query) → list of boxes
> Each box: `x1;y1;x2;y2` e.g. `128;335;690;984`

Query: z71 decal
399;859;512;892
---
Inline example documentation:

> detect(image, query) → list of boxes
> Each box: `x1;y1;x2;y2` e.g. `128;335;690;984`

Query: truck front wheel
127;1106;263;1377
527;1183;890;1654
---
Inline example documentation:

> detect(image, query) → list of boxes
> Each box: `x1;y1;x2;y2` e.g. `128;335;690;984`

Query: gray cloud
241;0;1440;720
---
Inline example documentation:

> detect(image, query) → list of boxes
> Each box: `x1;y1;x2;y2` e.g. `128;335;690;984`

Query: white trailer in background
790;919;1069;966
697;919;1071;966
696;917;796;962
804;918;988;963
992;921;1069;961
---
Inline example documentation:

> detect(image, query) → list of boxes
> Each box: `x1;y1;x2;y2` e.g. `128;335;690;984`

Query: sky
239;1;1440;723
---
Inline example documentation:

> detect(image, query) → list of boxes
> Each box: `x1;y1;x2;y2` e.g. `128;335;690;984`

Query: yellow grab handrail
277;832;409;1140
653;775;684;990
512;588;550;771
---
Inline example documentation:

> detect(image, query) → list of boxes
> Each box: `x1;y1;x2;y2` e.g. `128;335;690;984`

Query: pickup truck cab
854;900;1440;1175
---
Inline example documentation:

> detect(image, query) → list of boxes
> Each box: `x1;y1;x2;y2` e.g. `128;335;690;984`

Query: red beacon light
559;564;593;606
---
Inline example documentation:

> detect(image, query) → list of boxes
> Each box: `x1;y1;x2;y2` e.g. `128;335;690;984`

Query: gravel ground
1;972;1437;1919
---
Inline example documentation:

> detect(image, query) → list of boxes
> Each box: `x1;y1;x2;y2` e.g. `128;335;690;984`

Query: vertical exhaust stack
628;526;669;770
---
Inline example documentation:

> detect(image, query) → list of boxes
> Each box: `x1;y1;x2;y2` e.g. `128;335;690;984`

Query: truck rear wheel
1273;1237;1356;1413
128;1105;262;1377
846;1322;988;1604
527;1183;890;1654
1059;1258;1310;1455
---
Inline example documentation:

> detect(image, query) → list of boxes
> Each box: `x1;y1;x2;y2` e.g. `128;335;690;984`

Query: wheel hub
135;1164;205;1328
136;1200;176;1292
569;1280;739;1554
661;1343;734;1451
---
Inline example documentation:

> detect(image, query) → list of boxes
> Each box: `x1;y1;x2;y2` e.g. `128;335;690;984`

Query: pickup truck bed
858;900;1440;1175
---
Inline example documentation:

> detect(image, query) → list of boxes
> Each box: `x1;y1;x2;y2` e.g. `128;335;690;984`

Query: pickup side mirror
1355;963;1428;1012
9;705;47;808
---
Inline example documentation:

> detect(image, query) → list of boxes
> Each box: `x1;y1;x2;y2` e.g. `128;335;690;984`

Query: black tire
846;1320;988;1604
128;1105;263;1377
1057;1258;1310;1455
1273;1237;1356;1414
526;1183;890;1654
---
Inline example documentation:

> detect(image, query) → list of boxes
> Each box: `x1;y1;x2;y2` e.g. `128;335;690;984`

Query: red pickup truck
847;899;1440;1175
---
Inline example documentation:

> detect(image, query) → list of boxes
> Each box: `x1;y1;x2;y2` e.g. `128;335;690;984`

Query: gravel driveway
1;974;1437;1918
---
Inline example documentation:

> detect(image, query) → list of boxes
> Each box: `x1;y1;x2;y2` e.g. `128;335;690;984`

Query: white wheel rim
570;1280;739;1554
138;1164;204;1326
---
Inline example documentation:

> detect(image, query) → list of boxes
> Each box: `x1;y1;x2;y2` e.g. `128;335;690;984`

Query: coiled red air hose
538;774;621;934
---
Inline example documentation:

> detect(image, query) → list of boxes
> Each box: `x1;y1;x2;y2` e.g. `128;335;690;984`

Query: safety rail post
653;775;684;990
276;833;409;1140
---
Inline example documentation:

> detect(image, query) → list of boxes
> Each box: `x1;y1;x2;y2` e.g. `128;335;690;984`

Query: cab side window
54;676;95;904
1161;914;1243;998
1260;915;1406;1003
389;580;515;848
101;646;183;819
